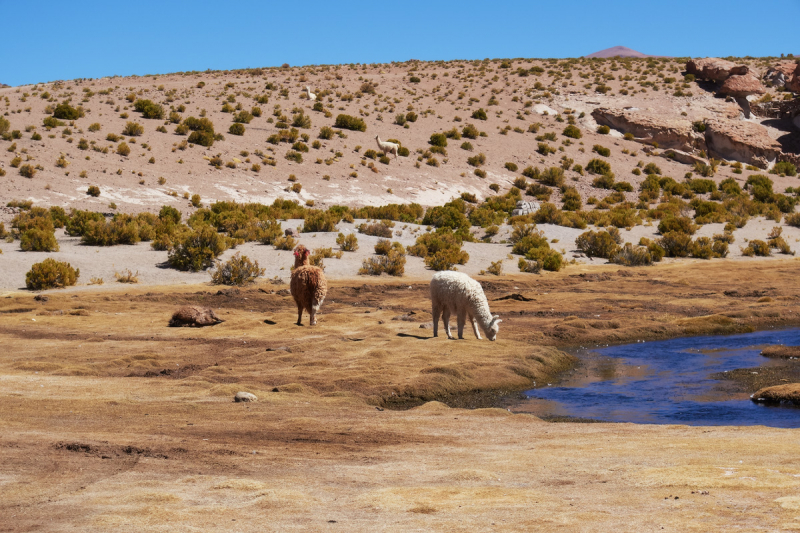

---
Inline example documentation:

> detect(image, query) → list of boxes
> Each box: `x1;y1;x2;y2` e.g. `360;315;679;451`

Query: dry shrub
273;235;297;250
359;249;406;276
358;220;394;238
741;239;770;257
26;258;79;290
336;232;359;251
211;252;265;285
575;229;621;259
167;226;230;271
114;269;140;283
609;244;653;266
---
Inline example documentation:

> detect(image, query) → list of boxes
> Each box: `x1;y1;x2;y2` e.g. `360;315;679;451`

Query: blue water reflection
520;328;800;427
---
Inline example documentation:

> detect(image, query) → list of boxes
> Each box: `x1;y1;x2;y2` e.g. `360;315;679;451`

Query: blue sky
2;0;798;86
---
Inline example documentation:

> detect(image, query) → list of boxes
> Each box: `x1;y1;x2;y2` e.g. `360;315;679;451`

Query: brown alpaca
169;306;224;327
290;245;328;326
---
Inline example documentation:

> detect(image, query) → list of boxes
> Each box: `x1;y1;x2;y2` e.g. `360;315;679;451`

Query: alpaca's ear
494;319;502;325
492;314;500;319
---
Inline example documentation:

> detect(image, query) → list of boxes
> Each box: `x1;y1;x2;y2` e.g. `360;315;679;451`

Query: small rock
234;392;258;403
419;322;434;329
34;295;48;302
284;228;298;237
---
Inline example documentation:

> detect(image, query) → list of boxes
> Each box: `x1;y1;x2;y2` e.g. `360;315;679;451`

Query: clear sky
2;0;798;86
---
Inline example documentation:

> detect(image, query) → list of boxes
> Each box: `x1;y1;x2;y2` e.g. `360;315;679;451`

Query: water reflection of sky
518;328;800;427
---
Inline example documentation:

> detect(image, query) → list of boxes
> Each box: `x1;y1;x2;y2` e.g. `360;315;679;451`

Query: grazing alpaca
304;86;316;101
430;271;501;341
375;135;399;159
290;244;328;326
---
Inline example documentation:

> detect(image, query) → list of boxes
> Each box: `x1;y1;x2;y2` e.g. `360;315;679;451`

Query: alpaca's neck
294;257;309;268
469;295;495;334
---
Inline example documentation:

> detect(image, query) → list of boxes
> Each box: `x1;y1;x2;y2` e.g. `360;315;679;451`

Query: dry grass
3;263;800;530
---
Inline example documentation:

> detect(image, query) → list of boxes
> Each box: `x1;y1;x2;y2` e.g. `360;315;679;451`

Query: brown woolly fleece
290;245;328;326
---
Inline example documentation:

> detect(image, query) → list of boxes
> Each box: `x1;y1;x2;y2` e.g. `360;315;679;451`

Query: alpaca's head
306;86;311;92
487;315;502;341
374;135;379;141
293;244;311;267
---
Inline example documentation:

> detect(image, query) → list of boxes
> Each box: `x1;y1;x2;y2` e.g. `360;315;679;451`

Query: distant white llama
430;271;501;341
304;86;316;101
375;135;399;159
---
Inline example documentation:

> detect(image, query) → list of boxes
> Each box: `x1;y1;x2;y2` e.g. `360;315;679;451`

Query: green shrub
526;183;552;201
643;162;661;175
0;116;9;135
575;229;620;258
133;99;164;119
537;143;556;156
122;122;144;136
26;258;79;290
233;110;253;124
586;158;612;175
405;111;418;123
562;188;582;211
319;126;334;139
658;231;693;257
771;161;797;177
229;123;245;136
273;235;297;250
53;103;84;120
539;167;565;187
167;226;230;271
303;210;339;232
86;185;100;197
334;114;366;131
462;124;479;139
687;178;716;194
658;216;697;235
336;232;359;251
471;108;487;120
21;228;59;252
591;173;615;189
429;133;447;147
593;144;611;157
742;239;770;257
285;150;303;163
597;125;610;134
409;228;469;270
423;201;470;230
467;153;486;167
19;164;37;178
562;125;582;139
211;252;264;285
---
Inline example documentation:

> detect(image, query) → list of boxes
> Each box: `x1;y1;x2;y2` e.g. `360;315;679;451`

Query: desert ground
2;54;800;531
3;260;800;531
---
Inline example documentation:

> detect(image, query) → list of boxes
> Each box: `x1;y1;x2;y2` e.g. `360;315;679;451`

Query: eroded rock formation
686;58;749;82
591;108;705;152
704;119;782;169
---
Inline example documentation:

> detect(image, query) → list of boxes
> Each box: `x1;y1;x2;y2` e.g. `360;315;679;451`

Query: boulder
704;119;782;169
751;383;800;405
686;58;749;82
591;108;705;152
234;391;258;402
662;149;708;166
284;228;298;237
169;306;225;327
511;201;540;217
788;64;800;93
718;73;766;98
763;62;798;88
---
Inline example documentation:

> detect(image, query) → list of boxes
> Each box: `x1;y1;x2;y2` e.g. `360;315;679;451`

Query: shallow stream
513;328;800;427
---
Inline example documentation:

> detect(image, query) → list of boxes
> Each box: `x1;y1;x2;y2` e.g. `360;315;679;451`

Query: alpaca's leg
309;308;316;326
469;314;482;340
296;302;303;326
456;309;467;339
432;304;441;338
442;308;453;339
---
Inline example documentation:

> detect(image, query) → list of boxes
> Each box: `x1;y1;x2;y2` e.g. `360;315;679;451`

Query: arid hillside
1;55;797;219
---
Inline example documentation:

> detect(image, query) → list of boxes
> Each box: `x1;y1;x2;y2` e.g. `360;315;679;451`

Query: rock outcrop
686;58;749;82
763;62;798;88
787;63;800;93
718;73;766;98
704;119;782;170
511;201;540;217
591;108;705;152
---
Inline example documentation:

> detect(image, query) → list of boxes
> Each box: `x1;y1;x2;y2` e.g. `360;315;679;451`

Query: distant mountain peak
584;46;651;59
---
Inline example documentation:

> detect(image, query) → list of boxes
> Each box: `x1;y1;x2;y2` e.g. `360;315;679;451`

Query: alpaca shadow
396;333;431;340
263;319;277;325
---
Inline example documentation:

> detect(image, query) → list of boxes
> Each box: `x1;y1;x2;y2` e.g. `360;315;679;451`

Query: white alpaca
375;135;399;159
430;271;501;341
304;86;316;101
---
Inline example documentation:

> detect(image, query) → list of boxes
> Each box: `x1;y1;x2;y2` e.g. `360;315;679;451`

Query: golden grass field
3;259;800;531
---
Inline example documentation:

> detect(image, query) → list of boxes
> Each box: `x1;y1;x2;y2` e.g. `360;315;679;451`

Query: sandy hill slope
0;55;795;223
